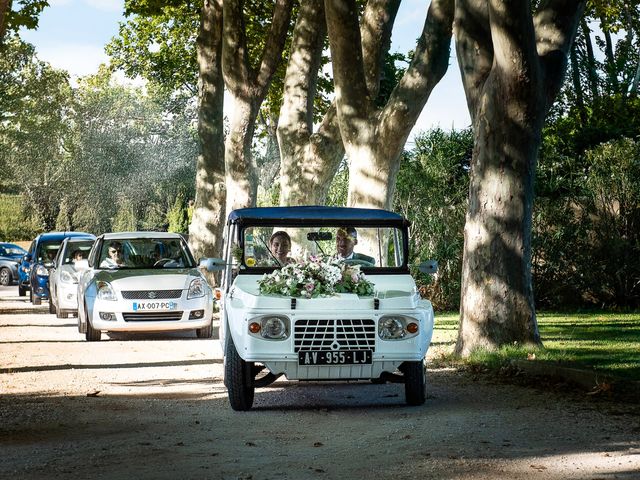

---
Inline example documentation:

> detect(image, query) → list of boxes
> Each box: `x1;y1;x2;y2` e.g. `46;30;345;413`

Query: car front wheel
85;303;102;341
224;337;255;411
402;360;426;406
18;285;26;297
49;300;56;314
196;320;213;339
0;267;10;286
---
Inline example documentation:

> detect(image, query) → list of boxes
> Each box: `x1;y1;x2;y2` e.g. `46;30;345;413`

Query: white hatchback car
49;236;96;318
209;206;437;410
77;232;215;341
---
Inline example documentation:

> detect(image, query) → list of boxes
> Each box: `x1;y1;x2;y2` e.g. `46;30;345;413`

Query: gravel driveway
1;285;639;479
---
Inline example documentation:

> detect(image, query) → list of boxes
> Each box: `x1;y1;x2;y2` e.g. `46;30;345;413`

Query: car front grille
121;289;182;300
122;311;184;322
294;319;376;352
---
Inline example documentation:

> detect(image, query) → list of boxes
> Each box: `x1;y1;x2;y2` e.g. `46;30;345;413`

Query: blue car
23;232;95;305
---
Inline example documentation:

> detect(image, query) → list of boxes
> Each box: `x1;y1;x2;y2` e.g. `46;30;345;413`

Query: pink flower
351;273;359;282
305;282;315;292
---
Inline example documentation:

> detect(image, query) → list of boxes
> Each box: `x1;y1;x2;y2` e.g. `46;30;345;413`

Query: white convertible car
209;206;438;410
77;232;215;341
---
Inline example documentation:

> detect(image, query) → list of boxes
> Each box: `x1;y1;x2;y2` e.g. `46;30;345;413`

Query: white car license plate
298;350;372;365
132;301;178;312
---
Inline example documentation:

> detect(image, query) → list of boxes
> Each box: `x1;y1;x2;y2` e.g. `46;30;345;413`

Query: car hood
94;268;203;290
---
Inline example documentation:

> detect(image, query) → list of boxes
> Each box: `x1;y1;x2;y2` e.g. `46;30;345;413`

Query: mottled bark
325;0;454;210
454;0;585;356
222;0;293;212
189;0;226;274
277;0;339;206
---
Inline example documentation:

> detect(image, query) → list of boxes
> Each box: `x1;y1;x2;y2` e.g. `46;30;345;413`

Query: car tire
196;321;213;339
403;360;426;406
56;308;66;319
225;337;255;411
85;305;102;341
0;267;10;286
49;300;56;314
29;289;33;302
18;285;26;297
33;296;41;306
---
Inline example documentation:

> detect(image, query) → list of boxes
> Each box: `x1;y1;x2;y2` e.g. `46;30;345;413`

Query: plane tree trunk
325;0;455;210
454;0;586;356
222;0;293;212
189;0;226;269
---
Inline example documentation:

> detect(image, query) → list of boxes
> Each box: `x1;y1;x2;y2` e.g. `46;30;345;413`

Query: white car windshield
98;238;194;269
239;226;405;269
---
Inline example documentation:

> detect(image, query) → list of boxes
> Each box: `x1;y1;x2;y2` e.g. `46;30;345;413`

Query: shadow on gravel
0;323;77;328
1;358;221;374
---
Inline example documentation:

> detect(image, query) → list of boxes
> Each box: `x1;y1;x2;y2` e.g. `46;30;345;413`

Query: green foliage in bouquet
258;256;375;298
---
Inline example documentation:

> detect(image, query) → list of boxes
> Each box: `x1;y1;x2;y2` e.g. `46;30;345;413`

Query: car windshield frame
96;237;196;270
232;222;410;276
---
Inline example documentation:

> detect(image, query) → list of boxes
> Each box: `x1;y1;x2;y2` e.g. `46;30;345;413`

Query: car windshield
98;237;195;269
238;226;405;270
36;241;62;263
62;241;94;267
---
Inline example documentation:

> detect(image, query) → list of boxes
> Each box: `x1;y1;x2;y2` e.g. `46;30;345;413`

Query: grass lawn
430;312;640;382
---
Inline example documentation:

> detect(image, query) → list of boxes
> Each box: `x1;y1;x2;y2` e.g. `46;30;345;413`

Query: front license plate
298;350;372;366
132;301;178;312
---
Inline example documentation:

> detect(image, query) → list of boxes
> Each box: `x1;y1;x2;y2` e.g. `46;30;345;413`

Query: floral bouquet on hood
257;255;375;298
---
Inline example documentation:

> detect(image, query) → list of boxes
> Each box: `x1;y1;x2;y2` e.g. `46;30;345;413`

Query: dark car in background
0;243;27;286
23;232;94;305
0;242;27;260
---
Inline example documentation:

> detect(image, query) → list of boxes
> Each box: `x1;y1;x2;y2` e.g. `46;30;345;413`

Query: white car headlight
35;264;49;277
378;315;419;340
96;281;117;301
60;270;78;284
187;278;206;299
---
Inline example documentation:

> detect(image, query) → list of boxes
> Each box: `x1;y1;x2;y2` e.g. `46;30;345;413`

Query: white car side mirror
418;260;438;274
199;257;226;272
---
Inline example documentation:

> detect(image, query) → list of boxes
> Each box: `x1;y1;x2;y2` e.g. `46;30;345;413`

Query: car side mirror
199;257;226;272
74;259;90;272
24;254;32;262
418;260;438;274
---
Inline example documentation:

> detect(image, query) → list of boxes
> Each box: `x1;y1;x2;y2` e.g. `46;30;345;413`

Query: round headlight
379;317;405;339
261;317;287;339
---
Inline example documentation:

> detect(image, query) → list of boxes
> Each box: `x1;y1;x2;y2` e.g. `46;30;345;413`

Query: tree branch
325;0;371;127
454;0;493;120
222;0;251;97
255;0;295;95
534;0;586;111
360;0;401;97
278;0;326;141
379;0;455;141
488;0;540;91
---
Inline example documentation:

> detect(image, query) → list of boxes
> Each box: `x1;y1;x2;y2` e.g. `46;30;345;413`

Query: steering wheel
154;258;173;267
343;258;374;267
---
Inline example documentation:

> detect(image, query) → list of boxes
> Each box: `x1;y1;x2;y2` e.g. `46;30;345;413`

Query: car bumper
89;296;214;332
32;276;49;299
56;283;80;311
227;309;434;381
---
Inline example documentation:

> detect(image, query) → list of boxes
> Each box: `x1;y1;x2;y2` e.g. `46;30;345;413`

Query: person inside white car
100;242;125;268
